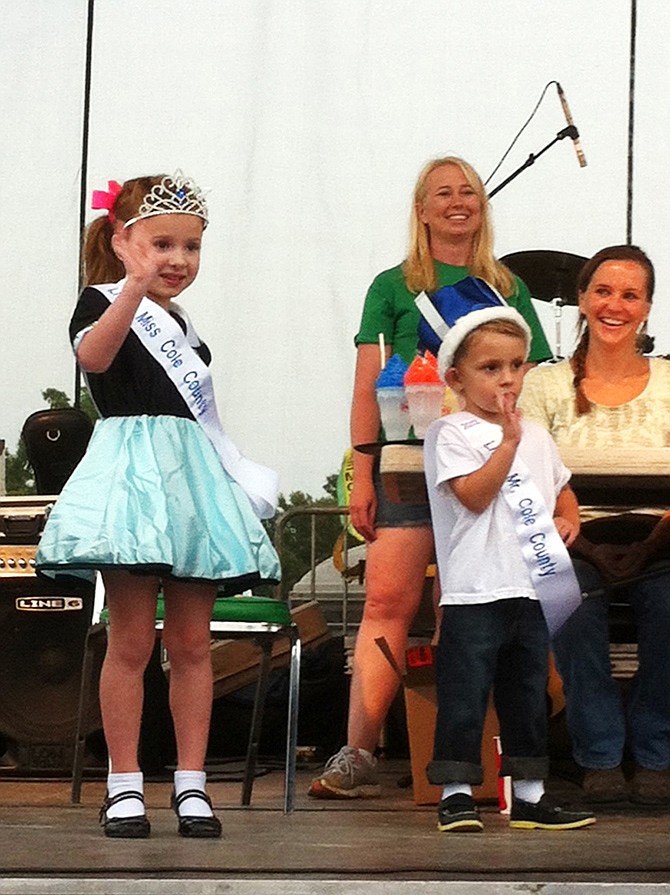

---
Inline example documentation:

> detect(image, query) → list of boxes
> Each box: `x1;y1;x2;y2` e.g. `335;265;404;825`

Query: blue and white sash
90;281;279;520
460;416;582;635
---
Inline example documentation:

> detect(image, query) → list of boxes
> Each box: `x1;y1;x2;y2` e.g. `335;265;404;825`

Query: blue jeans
553;558;670;771
427;599;550;785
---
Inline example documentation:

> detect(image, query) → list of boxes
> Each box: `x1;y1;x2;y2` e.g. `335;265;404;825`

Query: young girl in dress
36;172;280;839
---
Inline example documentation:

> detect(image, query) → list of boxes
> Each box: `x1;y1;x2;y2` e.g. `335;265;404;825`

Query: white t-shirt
423;412;571;606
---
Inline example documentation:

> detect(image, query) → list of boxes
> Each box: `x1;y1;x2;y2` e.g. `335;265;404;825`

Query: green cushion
101;595;291;627
210;595;292;626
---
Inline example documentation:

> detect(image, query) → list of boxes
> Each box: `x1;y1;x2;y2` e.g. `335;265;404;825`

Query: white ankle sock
106;772;145;818
174;770;213;818
512;779;544;804
441;782;472;800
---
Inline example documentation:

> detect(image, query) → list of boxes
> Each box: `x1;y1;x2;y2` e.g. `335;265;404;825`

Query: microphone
556;82;587;168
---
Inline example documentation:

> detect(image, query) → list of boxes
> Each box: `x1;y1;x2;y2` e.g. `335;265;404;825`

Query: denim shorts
373;459;432;528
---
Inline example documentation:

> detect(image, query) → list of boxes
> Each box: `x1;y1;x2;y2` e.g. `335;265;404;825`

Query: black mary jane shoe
171;788;222;839
100;791;151;839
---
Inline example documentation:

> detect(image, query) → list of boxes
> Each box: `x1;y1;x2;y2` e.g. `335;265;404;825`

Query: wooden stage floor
0;759;669;894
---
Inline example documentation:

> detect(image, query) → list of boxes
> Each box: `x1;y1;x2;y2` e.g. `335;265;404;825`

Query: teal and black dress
36;287;280;594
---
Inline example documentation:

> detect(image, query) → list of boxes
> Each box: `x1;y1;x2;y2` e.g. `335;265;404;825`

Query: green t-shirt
355;261;551;364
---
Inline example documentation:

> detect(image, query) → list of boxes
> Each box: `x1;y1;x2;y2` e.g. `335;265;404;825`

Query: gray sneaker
308;746;381;799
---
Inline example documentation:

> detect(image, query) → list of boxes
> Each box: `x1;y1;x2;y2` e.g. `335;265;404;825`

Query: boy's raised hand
498;392;522;446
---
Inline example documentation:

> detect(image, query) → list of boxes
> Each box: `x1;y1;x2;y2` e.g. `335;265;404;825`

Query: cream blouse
520;357;670;450
520;357;670;518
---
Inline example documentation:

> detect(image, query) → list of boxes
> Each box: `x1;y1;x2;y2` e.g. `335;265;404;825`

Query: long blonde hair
402;156;515;297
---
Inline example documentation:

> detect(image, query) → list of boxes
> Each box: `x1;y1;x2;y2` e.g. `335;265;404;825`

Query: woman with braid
520;245;670;806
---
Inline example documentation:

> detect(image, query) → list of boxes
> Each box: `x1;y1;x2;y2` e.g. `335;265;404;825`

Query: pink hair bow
91;180;123;223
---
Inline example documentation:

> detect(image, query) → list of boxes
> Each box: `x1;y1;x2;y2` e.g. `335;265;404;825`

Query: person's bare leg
161;579;220;834
99;571;159;772
161;579;217;771
98;571;158;832
309;526;434;798
347;526;435;751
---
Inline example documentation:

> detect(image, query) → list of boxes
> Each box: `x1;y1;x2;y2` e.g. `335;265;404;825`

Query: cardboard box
403;644;500;804
401;645;566;805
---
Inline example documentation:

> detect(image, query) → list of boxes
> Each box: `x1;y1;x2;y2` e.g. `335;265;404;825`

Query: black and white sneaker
510;794;595;830
437;793;484;832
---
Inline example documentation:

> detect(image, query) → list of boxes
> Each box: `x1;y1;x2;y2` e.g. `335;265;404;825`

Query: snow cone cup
376;353;410;441
404;351;444;437
376;386;410;441
405;384;445;438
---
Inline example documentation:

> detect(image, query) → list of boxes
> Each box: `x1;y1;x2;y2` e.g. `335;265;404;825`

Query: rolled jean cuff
426;759;483;786
501;755;549;780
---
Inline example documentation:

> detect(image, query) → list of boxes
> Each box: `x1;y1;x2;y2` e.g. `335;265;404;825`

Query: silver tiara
124;170;209;229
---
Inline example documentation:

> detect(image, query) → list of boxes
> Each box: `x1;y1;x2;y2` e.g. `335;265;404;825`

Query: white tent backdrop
3;1;669;496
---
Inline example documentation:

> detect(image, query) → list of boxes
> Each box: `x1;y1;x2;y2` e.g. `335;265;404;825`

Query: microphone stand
488;125;579;199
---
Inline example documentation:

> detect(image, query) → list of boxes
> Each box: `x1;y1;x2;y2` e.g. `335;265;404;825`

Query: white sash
415;291;451;341
92;281;279;520
459;416;582;635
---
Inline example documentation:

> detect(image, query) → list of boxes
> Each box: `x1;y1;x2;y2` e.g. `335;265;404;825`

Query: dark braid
570;323;591;415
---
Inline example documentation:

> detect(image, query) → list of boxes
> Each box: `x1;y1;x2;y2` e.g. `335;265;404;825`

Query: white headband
437;307;532;379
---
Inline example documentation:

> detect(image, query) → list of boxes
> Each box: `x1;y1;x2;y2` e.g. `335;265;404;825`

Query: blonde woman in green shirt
309;156;550;799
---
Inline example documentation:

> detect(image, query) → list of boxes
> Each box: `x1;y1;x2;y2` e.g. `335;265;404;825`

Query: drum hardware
501;250;587;361
551;297;567;359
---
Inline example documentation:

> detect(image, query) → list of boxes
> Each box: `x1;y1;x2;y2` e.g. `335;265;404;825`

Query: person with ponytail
309;156;551;800
36;173;280;838
521;244;670;806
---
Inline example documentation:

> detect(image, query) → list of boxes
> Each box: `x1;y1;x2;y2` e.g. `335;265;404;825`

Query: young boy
423;305;595;833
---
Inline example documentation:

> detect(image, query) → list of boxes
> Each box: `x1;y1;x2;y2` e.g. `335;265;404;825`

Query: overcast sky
3;1;668;497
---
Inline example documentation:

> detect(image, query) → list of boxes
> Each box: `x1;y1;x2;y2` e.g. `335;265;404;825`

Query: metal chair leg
71;624;104;804
284;628;301;814
241;639;273;806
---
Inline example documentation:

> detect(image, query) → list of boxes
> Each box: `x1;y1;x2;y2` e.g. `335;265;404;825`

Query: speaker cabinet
0;573;97;773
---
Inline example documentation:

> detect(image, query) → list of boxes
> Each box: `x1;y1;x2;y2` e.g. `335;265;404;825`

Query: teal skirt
36;415;281;594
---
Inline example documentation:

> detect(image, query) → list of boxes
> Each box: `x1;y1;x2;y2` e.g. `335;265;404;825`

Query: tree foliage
4;437;33;495
262;477;345;598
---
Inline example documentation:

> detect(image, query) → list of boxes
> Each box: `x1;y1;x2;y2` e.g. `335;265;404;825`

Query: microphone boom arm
488;126;578;199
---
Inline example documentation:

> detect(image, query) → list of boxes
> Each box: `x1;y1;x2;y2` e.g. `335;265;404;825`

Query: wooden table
378;444;670;506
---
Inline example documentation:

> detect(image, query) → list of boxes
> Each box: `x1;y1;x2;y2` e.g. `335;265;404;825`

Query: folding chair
71;587;301;814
